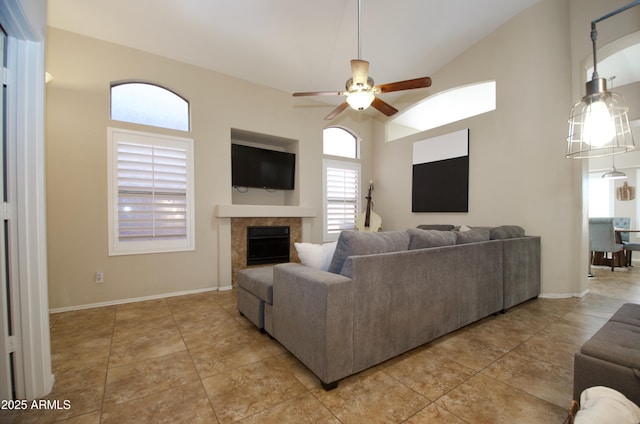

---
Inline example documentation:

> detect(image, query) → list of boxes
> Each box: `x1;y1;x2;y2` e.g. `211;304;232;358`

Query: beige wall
46;0;640;308
371;0;638;296
45;28;375;309
372;0;574;295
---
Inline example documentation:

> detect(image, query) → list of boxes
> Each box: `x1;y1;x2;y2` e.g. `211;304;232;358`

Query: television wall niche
412;129;469;212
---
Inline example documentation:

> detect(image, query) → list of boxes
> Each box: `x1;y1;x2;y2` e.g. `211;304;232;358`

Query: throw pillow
490;225;525;240
408;228;457;249
327;230;411;275
294;242;337;271
574;386;640;424
459;224;472;232
456;228;491;244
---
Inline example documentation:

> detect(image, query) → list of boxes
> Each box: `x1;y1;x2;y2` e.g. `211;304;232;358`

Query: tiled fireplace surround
232;217;301;282
215;205;317;288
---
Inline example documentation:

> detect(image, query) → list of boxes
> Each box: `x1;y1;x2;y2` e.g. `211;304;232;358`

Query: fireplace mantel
215;204;317;218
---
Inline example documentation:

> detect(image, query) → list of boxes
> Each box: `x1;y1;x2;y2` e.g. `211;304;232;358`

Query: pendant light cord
590;23;599;80
593;0;640;24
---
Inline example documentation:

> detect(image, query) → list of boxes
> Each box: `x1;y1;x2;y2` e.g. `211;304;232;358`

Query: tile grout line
96;308;118;423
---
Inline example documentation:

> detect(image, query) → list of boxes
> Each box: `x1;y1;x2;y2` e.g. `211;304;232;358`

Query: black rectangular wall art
412;129;469;212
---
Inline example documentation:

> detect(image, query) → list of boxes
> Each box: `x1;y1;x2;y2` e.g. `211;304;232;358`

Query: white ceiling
47;0;544;102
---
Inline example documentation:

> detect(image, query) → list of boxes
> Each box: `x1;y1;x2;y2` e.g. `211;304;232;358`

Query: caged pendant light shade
566;79;634;158
565;1;639;159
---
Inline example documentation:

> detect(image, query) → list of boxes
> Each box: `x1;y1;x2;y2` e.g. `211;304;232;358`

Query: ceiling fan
292;0;432;121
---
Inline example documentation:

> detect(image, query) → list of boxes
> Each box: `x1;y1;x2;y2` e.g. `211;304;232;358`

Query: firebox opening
246;226;290;266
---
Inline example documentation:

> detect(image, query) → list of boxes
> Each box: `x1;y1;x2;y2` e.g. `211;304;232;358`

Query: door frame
0;1;52;400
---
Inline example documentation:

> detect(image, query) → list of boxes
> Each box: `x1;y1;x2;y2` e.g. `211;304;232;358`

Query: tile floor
6;265;640;423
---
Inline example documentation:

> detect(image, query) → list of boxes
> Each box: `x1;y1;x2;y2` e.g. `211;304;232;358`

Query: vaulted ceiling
47;0;543;101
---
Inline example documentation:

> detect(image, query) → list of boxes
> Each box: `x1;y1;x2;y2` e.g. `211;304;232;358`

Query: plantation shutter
117;142;188;242
108;127;194;256
325;165;360;234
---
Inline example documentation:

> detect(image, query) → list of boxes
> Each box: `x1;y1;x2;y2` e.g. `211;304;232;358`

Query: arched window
387;81;496;141
323;126;358;159
111;82;190;131
323;127;360;240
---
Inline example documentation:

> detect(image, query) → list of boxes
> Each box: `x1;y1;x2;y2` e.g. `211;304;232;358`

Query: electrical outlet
95;271;104;283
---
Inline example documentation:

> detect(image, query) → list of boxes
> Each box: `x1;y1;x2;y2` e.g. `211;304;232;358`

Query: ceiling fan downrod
357;0;362;60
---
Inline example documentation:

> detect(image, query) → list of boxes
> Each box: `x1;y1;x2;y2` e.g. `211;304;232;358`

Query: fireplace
246;226;290;266
224;214;308;286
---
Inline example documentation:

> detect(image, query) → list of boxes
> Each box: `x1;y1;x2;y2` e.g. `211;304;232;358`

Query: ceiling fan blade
293;91;344;97
351;59;370;86
371;97;399;117
374;76;432;94
325;102;349;120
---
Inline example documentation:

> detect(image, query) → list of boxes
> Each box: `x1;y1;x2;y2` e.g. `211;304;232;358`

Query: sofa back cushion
490;225;525;240
328;230;410;275
416;224;455;231
456;228;491;244
408;228;457;249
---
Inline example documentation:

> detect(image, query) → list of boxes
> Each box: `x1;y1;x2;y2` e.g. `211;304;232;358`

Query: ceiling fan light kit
292;0;432;120
565;0;638;159
346;91;375;110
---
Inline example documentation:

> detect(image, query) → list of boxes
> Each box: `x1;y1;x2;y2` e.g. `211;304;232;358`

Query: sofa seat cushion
237;266;274;303
609;303;640;327
408;228;456;249
328;230;410;275
580;321;640;370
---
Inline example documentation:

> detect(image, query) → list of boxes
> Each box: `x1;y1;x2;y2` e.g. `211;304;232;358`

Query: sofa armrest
272;263;354;386
503;236;541;310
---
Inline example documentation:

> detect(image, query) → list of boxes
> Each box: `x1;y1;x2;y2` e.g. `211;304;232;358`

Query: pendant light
566;1;638;159
601;152;627;179
601;77;628;180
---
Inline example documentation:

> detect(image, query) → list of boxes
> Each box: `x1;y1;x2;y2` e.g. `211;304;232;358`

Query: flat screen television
231;144;295;190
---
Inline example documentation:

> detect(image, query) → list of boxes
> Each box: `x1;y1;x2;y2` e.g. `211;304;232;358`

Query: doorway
0;0;53;400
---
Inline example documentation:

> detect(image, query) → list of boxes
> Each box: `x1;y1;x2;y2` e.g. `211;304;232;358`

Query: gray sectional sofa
239;225;541;389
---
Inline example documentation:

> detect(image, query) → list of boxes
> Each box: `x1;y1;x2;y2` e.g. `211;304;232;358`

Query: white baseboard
539;289;589;299
49;286;220;314
573;288;590;298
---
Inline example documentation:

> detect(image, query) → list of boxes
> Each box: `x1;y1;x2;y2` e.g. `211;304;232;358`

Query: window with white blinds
108;127;195;255
323;159;360;241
